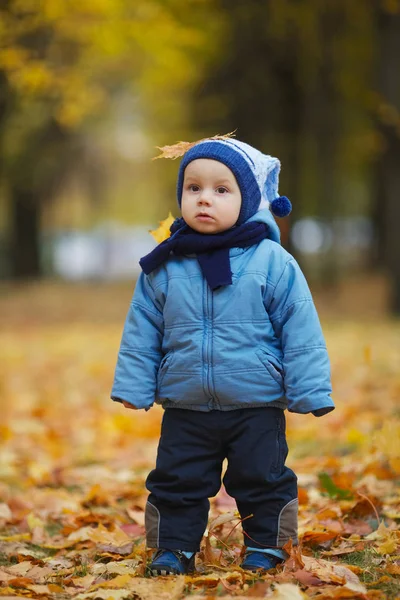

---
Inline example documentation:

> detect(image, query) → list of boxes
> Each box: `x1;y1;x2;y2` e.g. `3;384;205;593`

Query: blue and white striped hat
176;137;291;226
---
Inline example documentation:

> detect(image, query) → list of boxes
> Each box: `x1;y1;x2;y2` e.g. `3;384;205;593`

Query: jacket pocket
255;349;284;385
157;351;174;388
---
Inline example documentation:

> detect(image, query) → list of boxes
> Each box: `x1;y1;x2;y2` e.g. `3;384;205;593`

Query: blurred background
0;0;399;315
0;5;399;577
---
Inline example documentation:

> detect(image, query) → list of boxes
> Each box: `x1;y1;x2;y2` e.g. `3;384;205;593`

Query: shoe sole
151;568;195;576
151;568;181;576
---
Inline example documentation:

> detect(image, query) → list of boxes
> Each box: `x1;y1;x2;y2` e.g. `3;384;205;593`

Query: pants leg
145;409;224;552
223;407;298;549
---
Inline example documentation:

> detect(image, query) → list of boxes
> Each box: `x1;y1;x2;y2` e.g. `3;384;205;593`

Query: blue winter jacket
111;208;334;416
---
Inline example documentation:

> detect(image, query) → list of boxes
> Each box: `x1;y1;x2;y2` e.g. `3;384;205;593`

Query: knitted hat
176;137;291;225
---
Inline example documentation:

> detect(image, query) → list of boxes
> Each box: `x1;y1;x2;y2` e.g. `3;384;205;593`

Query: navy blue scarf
139;218;269;290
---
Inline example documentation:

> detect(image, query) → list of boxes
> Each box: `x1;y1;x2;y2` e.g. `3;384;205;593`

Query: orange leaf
8;576;35;587
298;488;309;505
203;533;221;566
47;583;65;592
283;539;305;571
301;529;340;545
385;563;400;575
153;131;236;160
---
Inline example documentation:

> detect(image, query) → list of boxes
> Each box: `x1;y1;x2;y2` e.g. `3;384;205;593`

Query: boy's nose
198;190;212;205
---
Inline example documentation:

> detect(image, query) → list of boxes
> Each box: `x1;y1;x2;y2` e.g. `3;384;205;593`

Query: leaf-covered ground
0;282;399;600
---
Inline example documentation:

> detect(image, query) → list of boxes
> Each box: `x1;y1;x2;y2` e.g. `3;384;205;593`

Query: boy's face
181;159;242;234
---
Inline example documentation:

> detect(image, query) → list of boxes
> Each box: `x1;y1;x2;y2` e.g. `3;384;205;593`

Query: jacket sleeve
267;258;335;417
110;272;163;410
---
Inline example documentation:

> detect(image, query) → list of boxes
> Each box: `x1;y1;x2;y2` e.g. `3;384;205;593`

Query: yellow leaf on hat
153;130;236;160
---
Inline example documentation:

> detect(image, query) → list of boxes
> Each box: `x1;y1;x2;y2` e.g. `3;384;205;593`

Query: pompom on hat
155;132;292;225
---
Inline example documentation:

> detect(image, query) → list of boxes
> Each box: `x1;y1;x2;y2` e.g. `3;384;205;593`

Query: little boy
111;135;334;575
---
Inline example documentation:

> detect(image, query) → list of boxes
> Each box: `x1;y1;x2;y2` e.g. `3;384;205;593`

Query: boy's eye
216;187;228;194
189;184;200;192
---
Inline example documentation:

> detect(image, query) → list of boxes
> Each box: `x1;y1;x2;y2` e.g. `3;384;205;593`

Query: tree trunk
10;188;41;278
375;10;400;313
379;129;400;313
191;0;302;250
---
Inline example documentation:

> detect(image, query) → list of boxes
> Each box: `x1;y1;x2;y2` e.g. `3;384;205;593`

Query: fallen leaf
0;504;12;521
126;508;145;526
321;541;366;556
283;539;305;570
208;511;239;532
88;573;133;590
301;528;340;545
294;569;324;586
318;473;353;500
8;576;35;587
300;556;367;593
91;559;139;576
376;538;397;554
149;213;175;243
71;574;96;588
269;582;308;599
120;523;145;536
189;573;220;587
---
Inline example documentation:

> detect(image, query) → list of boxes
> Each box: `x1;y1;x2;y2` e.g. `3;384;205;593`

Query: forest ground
0;276;399;599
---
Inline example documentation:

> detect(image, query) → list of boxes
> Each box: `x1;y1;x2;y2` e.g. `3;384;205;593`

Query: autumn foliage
0;285;399;599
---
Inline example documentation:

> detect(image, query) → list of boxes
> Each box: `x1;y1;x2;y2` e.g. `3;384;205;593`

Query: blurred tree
191;0;377;279
374;4;400;313
0;0;217;277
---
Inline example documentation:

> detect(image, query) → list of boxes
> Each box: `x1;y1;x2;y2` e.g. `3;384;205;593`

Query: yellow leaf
27;512;45;531
377;538;397;554
90;573;133;590
366;522;387;541
347;428;367;447
373;422;400;459
363;344;371;364
153;130;236;160
48;583;65;593
71;574;96;588
149;212;175;243
0;532;30;542
389;457;400;474
87;523;131;546
271;583;308;599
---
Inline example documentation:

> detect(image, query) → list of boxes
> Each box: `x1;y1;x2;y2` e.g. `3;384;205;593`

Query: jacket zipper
208;284;215;405
203;280;215;406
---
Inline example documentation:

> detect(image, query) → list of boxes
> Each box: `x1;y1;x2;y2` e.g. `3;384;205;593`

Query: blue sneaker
149;549;195;576
241;550;284;572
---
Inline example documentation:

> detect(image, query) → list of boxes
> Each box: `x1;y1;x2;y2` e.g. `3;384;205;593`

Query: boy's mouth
196;213;214;222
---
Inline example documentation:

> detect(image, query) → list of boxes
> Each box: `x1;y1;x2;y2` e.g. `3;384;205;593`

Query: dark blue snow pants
145;407;298;552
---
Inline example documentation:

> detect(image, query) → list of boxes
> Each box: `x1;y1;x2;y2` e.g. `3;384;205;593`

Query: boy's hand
122;401;139;410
